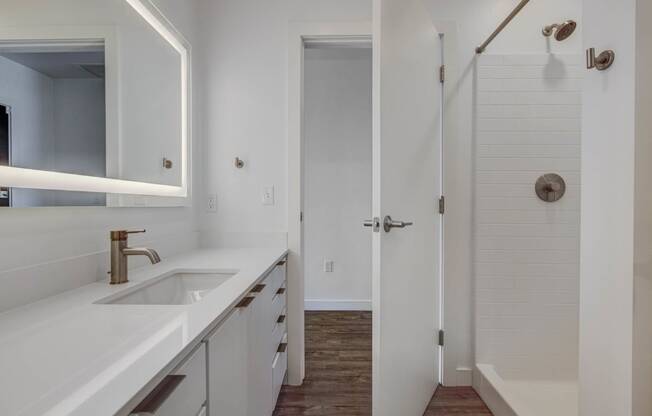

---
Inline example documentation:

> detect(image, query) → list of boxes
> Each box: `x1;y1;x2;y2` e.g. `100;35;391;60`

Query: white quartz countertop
0;248;288;416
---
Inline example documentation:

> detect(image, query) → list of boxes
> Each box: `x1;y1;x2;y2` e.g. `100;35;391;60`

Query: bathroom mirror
0;0;190;207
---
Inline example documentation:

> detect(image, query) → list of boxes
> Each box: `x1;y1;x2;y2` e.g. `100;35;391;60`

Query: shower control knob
535;173;566;203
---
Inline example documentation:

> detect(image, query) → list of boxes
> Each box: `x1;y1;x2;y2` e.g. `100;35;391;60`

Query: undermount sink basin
99;271;237;305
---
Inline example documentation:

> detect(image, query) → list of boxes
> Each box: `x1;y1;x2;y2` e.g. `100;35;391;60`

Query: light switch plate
207;194;217;212
262;186;275;206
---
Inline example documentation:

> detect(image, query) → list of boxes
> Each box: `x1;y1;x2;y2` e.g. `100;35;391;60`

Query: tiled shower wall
474;54;582;380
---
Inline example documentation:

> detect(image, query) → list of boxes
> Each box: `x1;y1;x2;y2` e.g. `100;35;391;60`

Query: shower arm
475;0;531;54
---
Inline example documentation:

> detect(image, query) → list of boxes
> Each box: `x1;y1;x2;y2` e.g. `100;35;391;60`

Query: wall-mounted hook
162;158;173;169
586;48;615;71
235;157;245;169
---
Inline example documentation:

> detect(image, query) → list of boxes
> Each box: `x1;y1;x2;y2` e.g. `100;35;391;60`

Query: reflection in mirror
0;42;106;207
0;0;189;207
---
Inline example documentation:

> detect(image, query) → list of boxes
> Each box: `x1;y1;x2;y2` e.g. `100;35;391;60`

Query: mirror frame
0;0;191;202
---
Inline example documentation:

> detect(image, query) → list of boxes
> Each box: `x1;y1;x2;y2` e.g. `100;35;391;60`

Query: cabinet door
247;280;274;416
206;309;247;416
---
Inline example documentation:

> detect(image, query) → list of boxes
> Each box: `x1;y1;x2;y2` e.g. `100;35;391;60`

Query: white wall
634;3;652;415
51;78;107;206
0;0;202;313
303;47;372;310
474;54;581;381
197;0;372;247
580;0;636;414
423;0;582;386
52;78;106;177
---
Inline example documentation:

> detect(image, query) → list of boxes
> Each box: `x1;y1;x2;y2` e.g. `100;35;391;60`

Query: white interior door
372;0;441;415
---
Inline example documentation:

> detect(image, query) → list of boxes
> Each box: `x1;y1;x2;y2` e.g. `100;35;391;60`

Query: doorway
286;15;446;415
302;44;373;312
284;40;374;414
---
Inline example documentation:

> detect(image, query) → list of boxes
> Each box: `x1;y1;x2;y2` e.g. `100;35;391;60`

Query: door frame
432;21;475;387
287;21;372;386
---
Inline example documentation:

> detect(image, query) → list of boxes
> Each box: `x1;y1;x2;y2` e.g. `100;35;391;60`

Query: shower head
542;20;577;41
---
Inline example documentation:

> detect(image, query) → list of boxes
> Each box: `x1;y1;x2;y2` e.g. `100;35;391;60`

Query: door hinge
438;196;445;215
439;65;445;83
438;329;445;347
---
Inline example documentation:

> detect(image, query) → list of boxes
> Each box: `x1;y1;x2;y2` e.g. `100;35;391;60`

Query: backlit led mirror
0;0;189;207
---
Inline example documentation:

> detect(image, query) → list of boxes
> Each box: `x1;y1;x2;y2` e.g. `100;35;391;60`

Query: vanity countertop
0;247;288;416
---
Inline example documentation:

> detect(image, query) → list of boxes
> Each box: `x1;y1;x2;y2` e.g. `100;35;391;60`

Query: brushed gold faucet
110;230;161;284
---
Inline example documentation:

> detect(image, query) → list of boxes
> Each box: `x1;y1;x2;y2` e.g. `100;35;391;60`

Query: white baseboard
455;367;473;386
305;299;372;311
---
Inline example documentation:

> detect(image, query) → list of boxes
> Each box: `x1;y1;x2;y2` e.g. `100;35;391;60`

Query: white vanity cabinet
268;262;288;410
129;258;288;416
204;258;288;416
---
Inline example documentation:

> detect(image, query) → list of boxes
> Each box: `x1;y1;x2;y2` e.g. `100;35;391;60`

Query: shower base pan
474;364;578;416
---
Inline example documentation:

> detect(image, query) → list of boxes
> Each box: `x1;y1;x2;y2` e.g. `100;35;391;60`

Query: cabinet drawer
268;261;287;295
271;311;287;356
131;344;206;416
271;347;287;409
270;287;286;328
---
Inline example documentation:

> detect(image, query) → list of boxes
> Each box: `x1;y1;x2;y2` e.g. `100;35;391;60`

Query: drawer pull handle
251;284;266;294
277;260;287;266
277;315;286;323
236;297;255;308
277;343;288;353
132;374;186;414
276;287;286;295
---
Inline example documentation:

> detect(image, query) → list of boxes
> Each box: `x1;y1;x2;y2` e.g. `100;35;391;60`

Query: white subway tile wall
474;54;582;381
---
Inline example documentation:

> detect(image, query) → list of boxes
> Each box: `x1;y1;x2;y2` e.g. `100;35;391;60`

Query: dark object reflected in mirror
0;103;9;207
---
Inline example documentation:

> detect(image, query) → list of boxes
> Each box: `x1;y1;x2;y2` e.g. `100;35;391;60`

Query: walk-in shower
473;52;582;416
471;5;582;416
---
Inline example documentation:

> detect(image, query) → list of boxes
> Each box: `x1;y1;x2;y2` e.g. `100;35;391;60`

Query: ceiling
0;51;105;79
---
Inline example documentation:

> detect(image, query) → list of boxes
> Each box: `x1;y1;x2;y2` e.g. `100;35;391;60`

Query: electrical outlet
207;194;217;213
324;260;334;273
262;186;275;206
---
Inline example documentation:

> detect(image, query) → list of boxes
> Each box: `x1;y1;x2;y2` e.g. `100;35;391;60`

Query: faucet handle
110;229;146;241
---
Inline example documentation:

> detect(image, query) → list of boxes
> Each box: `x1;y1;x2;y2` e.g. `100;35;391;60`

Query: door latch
363;217;381;232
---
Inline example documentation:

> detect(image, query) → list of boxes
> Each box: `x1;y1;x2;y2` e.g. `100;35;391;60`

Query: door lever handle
383;216;414;233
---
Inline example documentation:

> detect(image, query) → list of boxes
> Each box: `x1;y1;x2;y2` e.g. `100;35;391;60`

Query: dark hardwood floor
423;387;493;416
273;311;492;416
